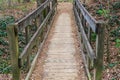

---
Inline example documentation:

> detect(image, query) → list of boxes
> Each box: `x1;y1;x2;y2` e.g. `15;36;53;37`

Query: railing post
25;26;30;71
95;23;105;80
7;25;20;80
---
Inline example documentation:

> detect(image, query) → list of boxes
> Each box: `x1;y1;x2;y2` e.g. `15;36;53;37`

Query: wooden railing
73;0;105;80
58;0;73;2
7;0;57;80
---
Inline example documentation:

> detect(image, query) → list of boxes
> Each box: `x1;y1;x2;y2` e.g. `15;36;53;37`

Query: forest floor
85;0;120;80
0;1;37;79
0;1;37;21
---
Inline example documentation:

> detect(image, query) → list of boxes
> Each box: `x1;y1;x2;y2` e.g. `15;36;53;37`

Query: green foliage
96;9;109;17
115;39;120;48
112;2;120;10
111;27;120;38
0;61;11;74
18;32;26;50
0;16;15;74
111;78;116;80
0;16;15;37
103;62;119;70
0;30;7;37
0;38;8;46
109;16;120;26
0;49;4;56
108;63;116;68
0;16;15;29
91;33;96;42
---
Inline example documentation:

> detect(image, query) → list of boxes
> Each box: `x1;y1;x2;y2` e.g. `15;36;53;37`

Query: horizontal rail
19;3;57;61
7;0;57;79
74;0;105;79
15;0;53;31
74;7;96;60
75;0;97;33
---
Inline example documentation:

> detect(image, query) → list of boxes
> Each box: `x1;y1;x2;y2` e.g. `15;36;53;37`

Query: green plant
0;49;4;56
96;9;109;17
0;38;8;46
0;63;11;74
108;63;117;68
91;33;96;42
0;30;7;37
115;39;120;48
0;16;15;74
112;2;120;10
111;27;120;38
109;16;120;26
0;16;15;30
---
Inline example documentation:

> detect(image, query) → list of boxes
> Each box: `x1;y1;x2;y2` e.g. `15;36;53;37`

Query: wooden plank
74;7;96;60
75;0;97;33
19;3;57;60
95;23;105;80
7;25;20;80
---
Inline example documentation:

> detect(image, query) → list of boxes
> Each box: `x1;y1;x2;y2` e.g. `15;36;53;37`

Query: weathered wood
25;26;30;71
7;1;57;80
95;23;105;80
74;1;105;80
74;7;96;60
88;26;91;42
87;27;93;70
82;50;92;80
35;16;40;28
7;25;20;80
15;0;53;31
76;0;97;33
25;5;57;80
19;3;57;61
25;26;30;44
74;16;92;80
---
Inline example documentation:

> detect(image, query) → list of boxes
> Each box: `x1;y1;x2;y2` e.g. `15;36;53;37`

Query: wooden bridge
7;0;105;80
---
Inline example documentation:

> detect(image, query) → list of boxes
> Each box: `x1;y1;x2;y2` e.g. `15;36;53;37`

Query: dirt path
30;2;87;80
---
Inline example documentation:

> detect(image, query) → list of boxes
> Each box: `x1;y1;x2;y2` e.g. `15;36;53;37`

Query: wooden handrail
7;0;57;80
73;0;105;80
76;0;100;33
15;0;53;31
19;3;57;62
74;7;96;60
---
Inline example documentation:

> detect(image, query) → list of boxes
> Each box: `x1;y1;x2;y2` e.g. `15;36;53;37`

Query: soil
0;2;37;21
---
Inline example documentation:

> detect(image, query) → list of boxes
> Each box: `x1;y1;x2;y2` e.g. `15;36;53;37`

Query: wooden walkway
30;3;86;80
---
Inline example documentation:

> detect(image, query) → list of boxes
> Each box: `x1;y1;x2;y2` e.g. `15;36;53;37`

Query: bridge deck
30;3;86;80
